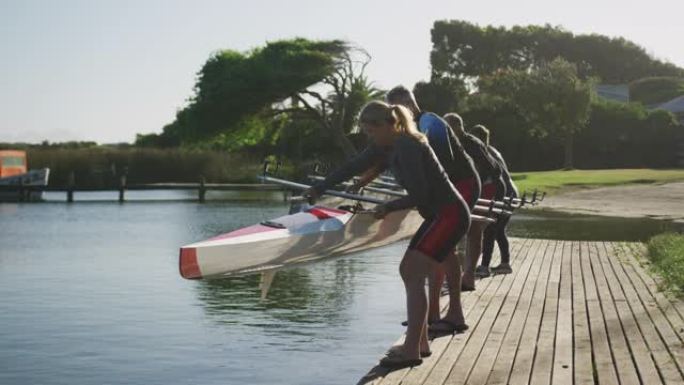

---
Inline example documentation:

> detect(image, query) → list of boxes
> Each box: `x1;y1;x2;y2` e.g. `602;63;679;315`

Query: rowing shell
179;204;424;279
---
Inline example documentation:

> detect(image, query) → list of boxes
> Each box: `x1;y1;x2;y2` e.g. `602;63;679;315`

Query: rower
387;86;480;335
471;124;517;275
444;114;507;283
304;101;471;369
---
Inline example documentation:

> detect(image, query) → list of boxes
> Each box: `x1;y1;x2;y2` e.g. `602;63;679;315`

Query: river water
0;191;677;384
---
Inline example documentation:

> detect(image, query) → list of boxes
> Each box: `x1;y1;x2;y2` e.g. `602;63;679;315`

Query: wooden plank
603;242;683;383
528;239;564;385
443;237;541;385
422;239;539;385
454;237;543;385
572;241;594;385
607;243;684;378
371;264;503;385
550;241;573;385
597;242;663;385
362;239;527;385
486;239;554;385
581;241;620;385
588;242;641;385
506;240;558;385
396;241;530;385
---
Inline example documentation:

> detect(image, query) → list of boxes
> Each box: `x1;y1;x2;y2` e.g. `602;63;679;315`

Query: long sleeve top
488;146;518;198
416;112;479;183
460;133;502;184
312;135;463;219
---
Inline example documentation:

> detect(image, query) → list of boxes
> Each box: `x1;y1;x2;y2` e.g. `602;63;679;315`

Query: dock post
198;176;206;203
18;178;25;202
67;172;75;202
119;174;127;203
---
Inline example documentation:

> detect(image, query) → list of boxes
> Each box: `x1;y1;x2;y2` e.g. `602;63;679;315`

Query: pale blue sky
1;0;682;143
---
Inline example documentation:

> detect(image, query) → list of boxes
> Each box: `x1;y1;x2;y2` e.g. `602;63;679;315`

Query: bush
575;100;680;168
646;233;684;294
630;77;684;106
460;98;681;171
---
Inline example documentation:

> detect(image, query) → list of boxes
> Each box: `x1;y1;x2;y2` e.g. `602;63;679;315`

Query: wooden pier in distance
0;179;287;202
359;238;684;385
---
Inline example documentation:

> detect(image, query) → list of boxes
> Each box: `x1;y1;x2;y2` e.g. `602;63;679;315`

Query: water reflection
195;256;364;329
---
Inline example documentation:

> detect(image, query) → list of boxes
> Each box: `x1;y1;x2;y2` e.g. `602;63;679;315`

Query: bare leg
428;266;445;322
420;318;430;353
399;249;435;359
441;250;465;324
462;222;484;288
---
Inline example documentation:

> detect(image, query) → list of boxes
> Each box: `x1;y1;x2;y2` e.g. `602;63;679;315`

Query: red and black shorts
453;177;481;210
408;202;471;262
481;177;506;201
481;180;496;200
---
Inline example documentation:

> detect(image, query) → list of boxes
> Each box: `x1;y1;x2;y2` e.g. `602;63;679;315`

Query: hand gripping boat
178;176;494;282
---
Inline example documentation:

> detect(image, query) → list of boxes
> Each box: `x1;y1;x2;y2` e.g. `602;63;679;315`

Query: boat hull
180;205;423;279
0;168;50;201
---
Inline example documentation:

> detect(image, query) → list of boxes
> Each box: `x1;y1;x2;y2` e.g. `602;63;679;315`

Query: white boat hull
179;205;423;279
0;168;50;201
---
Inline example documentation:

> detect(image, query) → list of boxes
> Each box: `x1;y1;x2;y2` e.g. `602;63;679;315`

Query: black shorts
408;202;471;262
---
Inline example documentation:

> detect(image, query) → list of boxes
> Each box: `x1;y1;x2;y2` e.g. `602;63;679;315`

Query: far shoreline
527;181;684;224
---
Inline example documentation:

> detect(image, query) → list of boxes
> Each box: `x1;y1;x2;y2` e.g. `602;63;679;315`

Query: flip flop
428;319;469;336
461;284;475;292
401;319;437;327
380;351;423;369
387;345;432;358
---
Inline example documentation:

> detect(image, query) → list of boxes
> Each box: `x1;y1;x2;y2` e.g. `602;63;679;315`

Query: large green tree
138;39;347;145
430;20;684;84
137;39;378;158
478;58;594;169
413;77;468;115
282;47;383;157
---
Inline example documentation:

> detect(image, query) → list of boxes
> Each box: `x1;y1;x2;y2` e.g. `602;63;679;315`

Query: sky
1;0;683;144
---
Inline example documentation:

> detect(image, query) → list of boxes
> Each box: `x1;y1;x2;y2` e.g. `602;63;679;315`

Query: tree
430;20;684;84
136;39;380;159
284;47;383;157
139;39;348;146
478;58;594;168
413;77;468;115
630;77;684;106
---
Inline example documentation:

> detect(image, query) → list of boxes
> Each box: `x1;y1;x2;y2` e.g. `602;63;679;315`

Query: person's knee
399;256;420;282
399;258;411;281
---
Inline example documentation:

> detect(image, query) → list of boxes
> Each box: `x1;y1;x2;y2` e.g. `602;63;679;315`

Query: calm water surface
0;192;678;384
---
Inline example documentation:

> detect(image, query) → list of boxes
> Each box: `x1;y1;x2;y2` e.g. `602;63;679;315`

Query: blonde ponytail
390;104;427;143
359;100;427;143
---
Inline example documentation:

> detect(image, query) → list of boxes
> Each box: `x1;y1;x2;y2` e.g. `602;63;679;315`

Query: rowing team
302;86;518;369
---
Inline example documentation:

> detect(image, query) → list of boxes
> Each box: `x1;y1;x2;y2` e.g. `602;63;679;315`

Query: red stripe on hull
179;247;202;279
308;208;333;219
314;206;349;215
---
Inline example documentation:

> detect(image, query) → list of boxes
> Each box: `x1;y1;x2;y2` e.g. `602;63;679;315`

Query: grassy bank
646;233;684;294
512;169;684;195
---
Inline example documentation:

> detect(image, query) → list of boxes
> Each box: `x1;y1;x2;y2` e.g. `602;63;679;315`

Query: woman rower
444;115;505;286
471;124;518;275
304;101;471;369
386;87;479;334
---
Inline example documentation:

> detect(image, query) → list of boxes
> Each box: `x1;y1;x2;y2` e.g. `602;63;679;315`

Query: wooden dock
0;182;287;202
359;239;684;385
